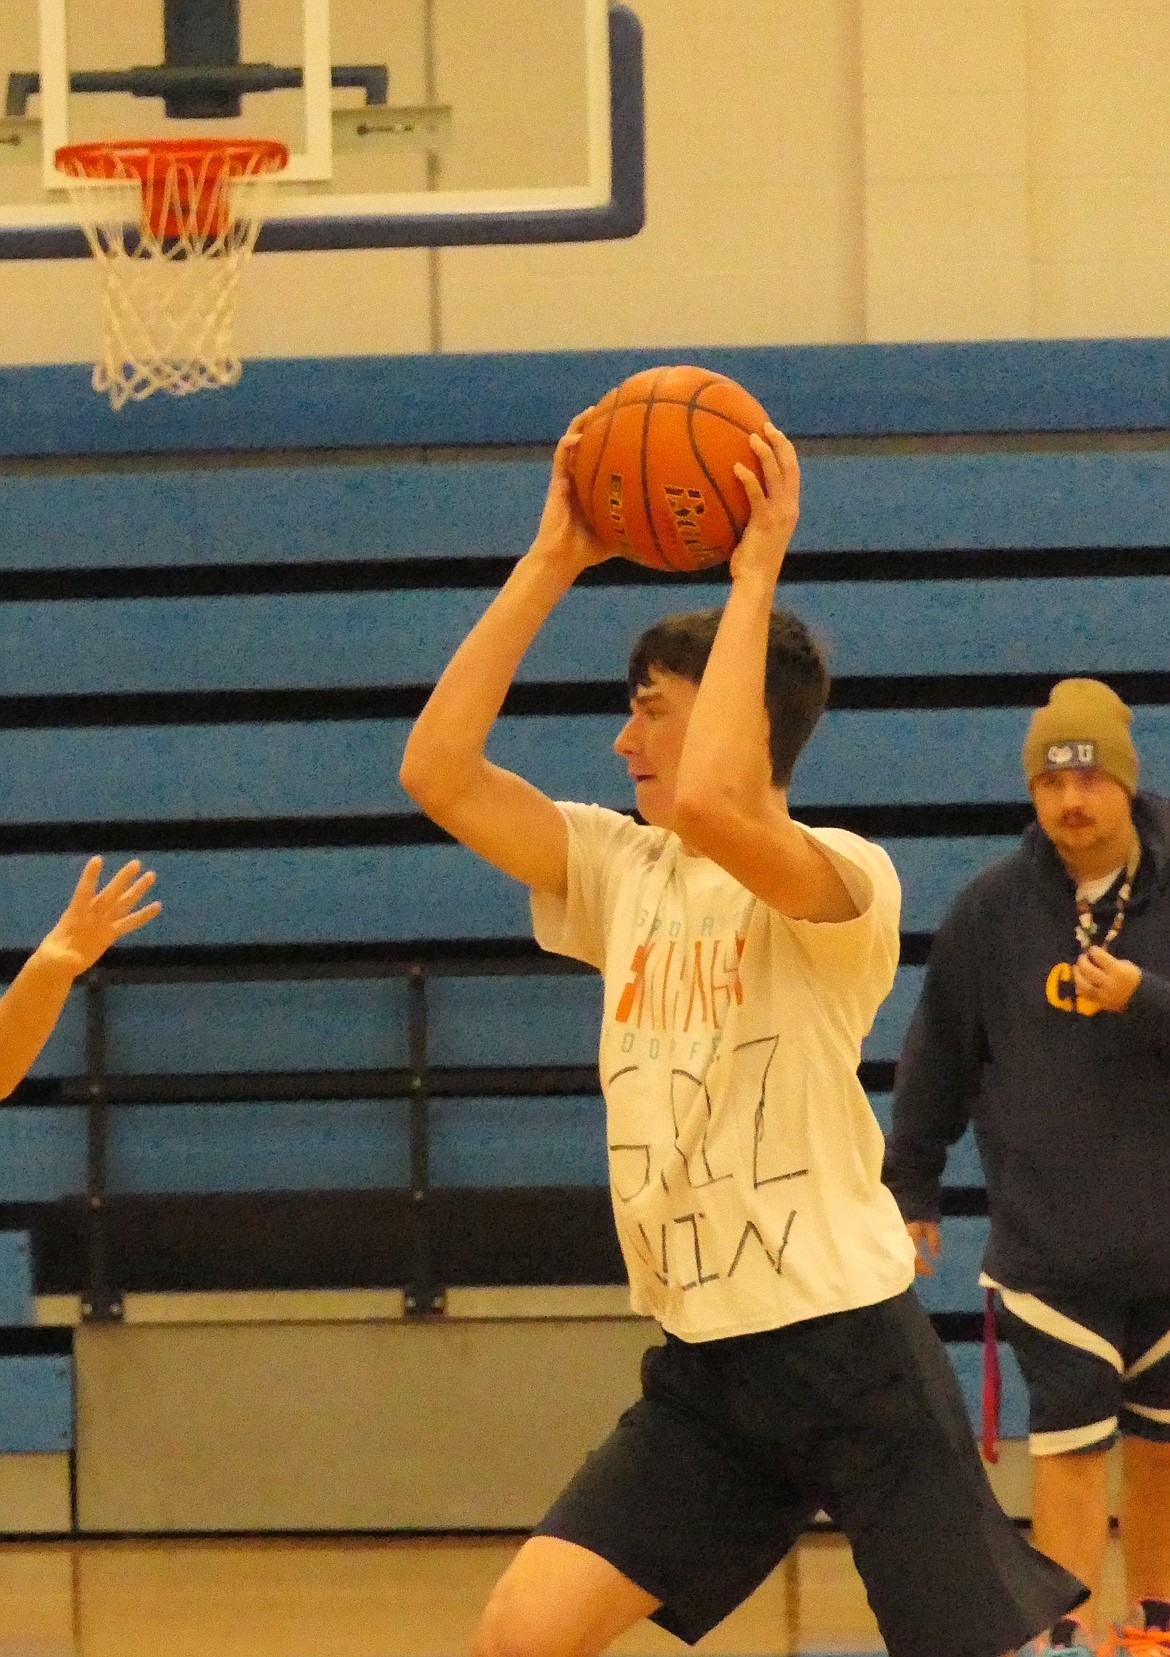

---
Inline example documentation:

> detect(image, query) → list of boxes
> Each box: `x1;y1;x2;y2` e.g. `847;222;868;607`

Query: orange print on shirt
615;935;746;1031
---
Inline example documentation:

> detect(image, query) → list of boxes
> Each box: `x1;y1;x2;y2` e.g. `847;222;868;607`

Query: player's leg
471;1536;659;1657
1031;1446;1112;1623
1119;1438;1170;1620
816;1290;1087;1657
475;1335;817;1654
1117;1298;1170;1636
996;1289;1124;1645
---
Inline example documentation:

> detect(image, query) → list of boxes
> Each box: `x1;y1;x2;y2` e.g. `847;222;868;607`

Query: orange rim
55;138;288;239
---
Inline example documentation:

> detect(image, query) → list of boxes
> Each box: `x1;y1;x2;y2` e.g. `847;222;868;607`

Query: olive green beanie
1022;678;1138;796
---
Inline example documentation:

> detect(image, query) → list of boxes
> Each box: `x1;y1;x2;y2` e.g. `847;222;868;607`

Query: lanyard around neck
1073;836;1141;956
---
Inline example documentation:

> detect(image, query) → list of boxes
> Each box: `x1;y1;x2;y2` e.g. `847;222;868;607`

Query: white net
56;142;287;411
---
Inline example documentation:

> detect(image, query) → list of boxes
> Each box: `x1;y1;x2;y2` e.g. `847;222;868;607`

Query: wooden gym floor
0;1529;1131;1657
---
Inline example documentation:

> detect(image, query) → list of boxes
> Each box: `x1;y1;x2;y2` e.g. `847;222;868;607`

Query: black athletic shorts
535;1288;1085;1655
996;1287;1170;1454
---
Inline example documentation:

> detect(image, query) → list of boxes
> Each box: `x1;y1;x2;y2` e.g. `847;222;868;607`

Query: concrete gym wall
0;0;1166;364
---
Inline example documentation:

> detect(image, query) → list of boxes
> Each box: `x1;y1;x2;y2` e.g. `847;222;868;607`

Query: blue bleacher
1;574;1167;692
0;706;1166;830
0;837;1010;955
0;1233;34;1326
0;1359;73;1454
0;1232;73;1455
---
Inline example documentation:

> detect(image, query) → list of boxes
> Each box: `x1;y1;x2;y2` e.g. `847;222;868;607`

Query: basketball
570;365;773;572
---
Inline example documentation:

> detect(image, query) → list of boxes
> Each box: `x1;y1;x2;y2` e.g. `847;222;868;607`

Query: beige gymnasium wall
0;0;1165;366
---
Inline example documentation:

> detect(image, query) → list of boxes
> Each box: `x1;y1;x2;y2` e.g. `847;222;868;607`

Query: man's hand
907;1219;941;1277
38;857;161;979
729;422;801;586
1073;944;1142;1012
528;411;615;580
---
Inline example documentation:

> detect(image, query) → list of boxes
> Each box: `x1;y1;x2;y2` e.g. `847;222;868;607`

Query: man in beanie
885;678;1170;1657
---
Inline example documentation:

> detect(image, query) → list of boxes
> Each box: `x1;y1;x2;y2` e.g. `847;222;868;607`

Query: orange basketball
570;365;772;572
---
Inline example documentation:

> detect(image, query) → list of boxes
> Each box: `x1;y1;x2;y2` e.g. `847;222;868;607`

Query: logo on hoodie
1045;961;1101;1017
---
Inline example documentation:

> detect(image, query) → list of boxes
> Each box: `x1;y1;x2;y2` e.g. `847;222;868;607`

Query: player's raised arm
672;425;855;922
399;416;613;896
0;857;161;1100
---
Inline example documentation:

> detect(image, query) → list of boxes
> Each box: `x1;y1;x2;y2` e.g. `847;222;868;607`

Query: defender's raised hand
0;859;161;1100
39;857;162;979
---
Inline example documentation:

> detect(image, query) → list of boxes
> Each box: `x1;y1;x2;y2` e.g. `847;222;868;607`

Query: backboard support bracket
6;64;389;122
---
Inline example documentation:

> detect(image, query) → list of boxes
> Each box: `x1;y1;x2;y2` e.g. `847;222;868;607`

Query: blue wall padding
0;837;1012;955
2;340;1169;455
0;1356;73;1452
429;1095;608;1188
2;574;1169;693
869;1095;984;1188
0;1232;34;1325
0;450;1167;568
0;708;1165;827
947;1341;1029;1440
105;1100;411;1194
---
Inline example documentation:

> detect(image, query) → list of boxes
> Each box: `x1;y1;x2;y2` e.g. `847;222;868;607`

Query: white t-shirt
531;803;917;1342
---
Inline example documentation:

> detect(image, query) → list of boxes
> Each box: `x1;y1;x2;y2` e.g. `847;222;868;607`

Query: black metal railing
63;945;598;1321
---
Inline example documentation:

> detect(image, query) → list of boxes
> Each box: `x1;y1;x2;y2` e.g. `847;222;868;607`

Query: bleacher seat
0;1231;74;1457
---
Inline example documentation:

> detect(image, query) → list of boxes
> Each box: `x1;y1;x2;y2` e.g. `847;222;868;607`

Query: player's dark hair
626;607;829;786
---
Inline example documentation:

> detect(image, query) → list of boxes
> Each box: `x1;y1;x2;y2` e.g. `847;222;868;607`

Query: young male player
400;414;1084;1657
0;857;160;1097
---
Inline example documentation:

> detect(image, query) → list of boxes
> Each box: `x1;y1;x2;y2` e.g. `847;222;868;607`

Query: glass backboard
0;0;643;254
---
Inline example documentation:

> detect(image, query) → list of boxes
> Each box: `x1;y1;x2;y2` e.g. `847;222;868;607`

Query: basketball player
885;681;1170;1657
0;857;160;1098
400;413;1084;1657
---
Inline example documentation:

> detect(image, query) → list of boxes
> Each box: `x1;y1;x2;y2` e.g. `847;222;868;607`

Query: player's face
614;669;700;830
1031;766;1134;868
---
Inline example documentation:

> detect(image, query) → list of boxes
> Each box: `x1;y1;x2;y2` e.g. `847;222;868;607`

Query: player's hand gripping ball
570;364;773;572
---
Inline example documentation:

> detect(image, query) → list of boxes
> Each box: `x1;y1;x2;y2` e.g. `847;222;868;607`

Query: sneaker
1102;1603;1170;1657
1033;1619;1097;1657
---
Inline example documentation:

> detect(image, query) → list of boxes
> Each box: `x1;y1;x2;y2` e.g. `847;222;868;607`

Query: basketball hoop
55;138;289;410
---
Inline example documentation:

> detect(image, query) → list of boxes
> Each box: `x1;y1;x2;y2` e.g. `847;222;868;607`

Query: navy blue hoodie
883;792;1170;1298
